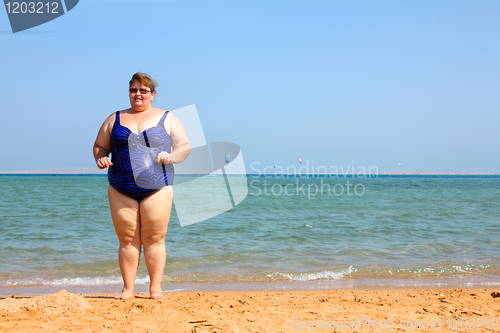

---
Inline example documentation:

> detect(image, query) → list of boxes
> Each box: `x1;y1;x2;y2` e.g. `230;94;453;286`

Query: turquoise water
0;175;499;295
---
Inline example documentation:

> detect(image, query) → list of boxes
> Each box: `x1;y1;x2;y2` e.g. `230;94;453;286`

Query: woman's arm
156;113;191;164
93;114;114;169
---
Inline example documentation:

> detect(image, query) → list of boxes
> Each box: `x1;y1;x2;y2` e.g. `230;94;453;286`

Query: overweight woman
93;73;190;299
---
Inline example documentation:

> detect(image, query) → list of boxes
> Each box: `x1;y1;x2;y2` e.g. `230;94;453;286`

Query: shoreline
1;288;499;332
2;279;499;297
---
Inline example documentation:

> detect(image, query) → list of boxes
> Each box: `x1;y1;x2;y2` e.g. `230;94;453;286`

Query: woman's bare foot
150;287;164;299
115;288;135;299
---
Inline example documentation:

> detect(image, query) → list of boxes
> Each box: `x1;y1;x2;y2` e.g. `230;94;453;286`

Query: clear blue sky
1;0;499;173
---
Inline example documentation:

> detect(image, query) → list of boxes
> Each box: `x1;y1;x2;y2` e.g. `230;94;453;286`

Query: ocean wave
267;266;356;281
394;263;492;274
264;263;500;282
1;263;499;288
3;276;150;287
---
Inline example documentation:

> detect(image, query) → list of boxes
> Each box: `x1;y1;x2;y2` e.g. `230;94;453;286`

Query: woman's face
129;80;155;111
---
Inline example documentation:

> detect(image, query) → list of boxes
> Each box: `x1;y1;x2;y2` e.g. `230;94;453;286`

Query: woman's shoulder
163;110;183;126
101;110;122;133
106;108;131;118
162;109;180;122
99;112;113;125
116;108;132;116
108;108;134;122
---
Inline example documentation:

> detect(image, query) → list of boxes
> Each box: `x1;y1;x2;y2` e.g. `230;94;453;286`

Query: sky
1;0;499;173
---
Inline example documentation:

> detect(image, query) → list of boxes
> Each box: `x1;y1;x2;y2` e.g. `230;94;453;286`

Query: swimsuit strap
115;111;120;124
158;111;169;126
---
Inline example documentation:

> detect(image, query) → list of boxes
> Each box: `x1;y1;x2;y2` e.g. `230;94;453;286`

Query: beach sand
1;288;499;332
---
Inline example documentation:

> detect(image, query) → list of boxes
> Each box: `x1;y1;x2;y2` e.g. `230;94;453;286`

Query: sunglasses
129;88;152;94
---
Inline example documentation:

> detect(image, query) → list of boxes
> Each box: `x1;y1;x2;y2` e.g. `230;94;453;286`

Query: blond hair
129;72;158;92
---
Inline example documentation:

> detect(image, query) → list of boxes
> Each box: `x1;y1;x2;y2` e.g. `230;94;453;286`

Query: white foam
267;266;355;281
4;276;151;287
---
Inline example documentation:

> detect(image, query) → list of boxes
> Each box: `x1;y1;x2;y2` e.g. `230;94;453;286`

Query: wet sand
1;288;499;332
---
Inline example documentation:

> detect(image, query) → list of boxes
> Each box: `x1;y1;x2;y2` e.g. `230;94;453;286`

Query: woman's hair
129;72;159;92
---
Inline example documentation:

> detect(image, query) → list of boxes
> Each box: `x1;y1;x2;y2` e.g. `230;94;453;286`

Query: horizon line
0;167;498;176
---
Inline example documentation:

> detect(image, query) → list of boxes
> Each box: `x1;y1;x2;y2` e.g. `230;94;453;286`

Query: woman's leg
108;186;141;299
139;186;172;299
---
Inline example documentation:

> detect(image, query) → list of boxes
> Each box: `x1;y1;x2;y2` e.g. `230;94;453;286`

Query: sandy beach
0;288;499;332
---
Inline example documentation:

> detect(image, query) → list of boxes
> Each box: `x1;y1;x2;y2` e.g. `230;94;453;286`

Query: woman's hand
97;156;113;169
156;151;174;164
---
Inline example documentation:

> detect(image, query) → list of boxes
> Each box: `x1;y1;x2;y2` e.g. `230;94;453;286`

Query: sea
0;174;499;295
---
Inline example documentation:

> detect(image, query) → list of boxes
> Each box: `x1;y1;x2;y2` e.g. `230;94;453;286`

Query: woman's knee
118;235;141;247
140;231;166;246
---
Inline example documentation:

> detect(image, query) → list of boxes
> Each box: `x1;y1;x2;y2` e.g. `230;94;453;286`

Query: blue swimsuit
108;111;174;201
